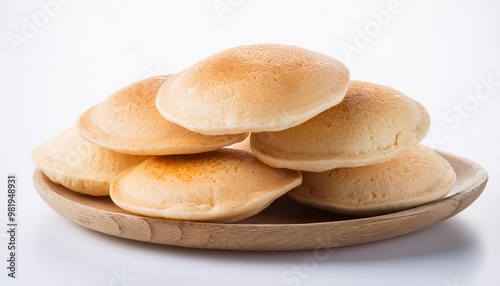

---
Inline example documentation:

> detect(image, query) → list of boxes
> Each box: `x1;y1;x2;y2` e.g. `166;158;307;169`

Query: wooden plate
33;151;488;251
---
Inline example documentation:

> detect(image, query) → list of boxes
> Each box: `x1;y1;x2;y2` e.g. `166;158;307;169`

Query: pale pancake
32;128;149;196
251;80;430;171
288;145;456;216
156;44;350;135
77;75;247;155
110;149;302;222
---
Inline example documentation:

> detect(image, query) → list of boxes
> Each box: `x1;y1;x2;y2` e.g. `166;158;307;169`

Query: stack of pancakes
32;44;456;222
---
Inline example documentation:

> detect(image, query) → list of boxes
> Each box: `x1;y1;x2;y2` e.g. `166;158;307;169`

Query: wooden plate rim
33;150;488;250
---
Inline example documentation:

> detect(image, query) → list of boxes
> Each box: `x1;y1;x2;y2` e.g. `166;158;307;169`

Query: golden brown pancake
156;44;350;135
110;149;302;222
32;127;149;196
288;145;456;216
77;75;247;155
251;80;430;171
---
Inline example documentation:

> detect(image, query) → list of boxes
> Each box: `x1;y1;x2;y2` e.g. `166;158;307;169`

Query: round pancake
288;145;456;216
110;149;302;223
77;75;247;155
31;127;149;196
156;44;350;135
251;80;430;171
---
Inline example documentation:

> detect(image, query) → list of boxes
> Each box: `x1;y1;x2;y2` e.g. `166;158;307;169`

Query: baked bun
288;145;456;216
32;128;149;196
77;75;247;155
251;80;430;171
156;44;350;135
110;149;302;222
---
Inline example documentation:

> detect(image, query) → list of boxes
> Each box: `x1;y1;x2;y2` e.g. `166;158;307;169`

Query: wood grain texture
33;151;488;251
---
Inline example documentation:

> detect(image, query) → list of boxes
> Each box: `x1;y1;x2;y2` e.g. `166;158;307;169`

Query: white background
1;0;499;285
